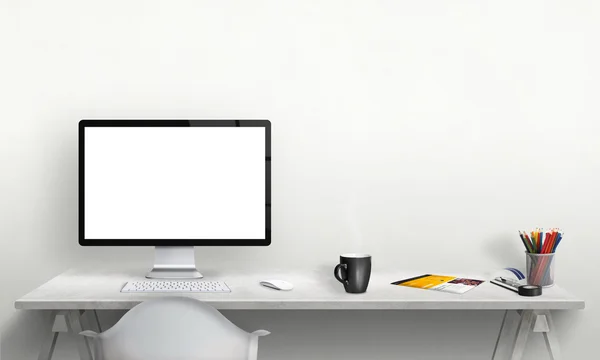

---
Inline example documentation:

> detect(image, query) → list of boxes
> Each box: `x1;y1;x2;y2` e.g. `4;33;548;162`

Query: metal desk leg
491;310;509;360
509;310;534;360
37;311;59;360
38;310;97;360
92;310;102;332
65;310;93;360
537;310;562;360
492;310;563;360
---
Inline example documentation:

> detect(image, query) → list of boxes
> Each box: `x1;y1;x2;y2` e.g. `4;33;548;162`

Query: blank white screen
84;127;266;239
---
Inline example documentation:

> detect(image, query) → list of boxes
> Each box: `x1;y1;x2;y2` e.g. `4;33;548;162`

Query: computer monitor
79;120;271;279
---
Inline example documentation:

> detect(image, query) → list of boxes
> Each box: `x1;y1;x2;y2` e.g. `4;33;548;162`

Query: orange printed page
392;275;456;289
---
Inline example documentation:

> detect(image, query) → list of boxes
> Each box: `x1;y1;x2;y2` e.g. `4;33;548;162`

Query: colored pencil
518;231;534;253
553;232;563;252
518;228;564;286
541;230;553;254
524;233;533;251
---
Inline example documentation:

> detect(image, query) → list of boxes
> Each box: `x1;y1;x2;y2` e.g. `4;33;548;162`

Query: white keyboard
121;281;231;293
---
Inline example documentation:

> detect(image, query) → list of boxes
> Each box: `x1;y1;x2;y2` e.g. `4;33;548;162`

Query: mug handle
334;264;349;286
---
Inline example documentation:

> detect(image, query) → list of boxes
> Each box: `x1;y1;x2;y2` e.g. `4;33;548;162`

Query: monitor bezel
79;119;271;246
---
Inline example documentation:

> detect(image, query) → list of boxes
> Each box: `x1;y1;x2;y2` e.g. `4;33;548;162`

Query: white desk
16;268;584;360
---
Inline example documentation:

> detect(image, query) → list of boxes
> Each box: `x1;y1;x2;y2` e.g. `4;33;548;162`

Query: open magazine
391;274;485;294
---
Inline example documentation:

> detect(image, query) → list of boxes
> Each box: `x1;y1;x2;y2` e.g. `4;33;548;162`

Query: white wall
1;0;598;358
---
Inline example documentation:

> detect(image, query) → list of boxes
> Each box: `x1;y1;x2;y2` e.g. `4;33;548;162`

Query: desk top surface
15;267;585;311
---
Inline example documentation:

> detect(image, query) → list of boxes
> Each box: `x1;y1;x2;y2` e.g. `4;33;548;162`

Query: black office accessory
334;254;371;293
491;277;542;297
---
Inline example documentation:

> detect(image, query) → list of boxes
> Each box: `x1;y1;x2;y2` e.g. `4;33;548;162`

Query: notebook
391;274;484;294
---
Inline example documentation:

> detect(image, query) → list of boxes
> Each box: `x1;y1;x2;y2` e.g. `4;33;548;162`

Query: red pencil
548;230;558;253
541;231;553;254
534;229;558;284
534;230;550;283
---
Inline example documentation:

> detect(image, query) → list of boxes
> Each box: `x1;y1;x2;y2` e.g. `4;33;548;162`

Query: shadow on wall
2;311;57;360
1;309;557;360
1;310;127;360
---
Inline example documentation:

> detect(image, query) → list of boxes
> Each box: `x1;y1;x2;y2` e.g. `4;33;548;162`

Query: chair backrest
81;297;269;360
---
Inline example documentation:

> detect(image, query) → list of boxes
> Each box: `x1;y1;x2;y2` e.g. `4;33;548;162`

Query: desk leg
92;310;102;332
79;310;102;332
509;310;534;360
491;310;509;360
539;310;562;360
492;310;563;360
65;310;93;360
37;311;59;360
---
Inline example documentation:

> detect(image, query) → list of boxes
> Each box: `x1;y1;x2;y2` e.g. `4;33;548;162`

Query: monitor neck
146;246;203;279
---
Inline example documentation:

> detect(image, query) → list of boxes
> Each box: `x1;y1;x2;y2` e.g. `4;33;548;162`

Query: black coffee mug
334;254;372;293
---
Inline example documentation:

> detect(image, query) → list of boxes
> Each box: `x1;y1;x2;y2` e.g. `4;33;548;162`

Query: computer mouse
260;279;294;291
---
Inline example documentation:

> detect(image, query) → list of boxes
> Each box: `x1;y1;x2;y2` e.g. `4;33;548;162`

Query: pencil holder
525;252;555;288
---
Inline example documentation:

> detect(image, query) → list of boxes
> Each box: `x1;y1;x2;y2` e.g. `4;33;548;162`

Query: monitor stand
146;246;203;279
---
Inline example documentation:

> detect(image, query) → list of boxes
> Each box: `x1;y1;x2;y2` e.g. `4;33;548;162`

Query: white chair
80;297;269;360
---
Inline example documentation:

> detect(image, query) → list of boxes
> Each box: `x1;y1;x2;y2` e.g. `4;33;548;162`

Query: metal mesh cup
525;252;555;288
